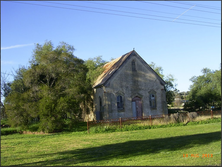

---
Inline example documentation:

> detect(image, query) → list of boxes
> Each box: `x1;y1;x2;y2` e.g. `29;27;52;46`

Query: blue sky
1;1;221;93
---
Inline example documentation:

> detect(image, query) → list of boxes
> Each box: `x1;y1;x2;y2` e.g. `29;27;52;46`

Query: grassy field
1;122;221;166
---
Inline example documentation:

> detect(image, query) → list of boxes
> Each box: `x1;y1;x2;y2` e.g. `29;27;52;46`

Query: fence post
87;120;89;134
119;117;122;129
211;110;213;119
149;115;152;126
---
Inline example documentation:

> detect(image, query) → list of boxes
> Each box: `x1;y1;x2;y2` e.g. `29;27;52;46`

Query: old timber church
82;50;168;121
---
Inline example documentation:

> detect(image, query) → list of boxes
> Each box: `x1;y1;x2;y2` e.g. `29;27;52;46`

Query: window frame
99;96;102;111
132;60;136;72
117;95;124;110
149;91;157;109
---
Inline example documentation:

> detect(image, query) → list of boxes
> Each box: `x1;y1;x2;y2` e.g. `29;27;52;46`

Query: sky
1;1;221;93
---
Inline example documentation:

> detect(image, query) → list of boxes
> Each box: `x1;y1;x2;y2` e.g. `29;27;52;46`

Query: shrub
1;127;21;135
1;118;9;126
89;125;116;133
187;112;198;121
163;115;171;123
170;113;180;123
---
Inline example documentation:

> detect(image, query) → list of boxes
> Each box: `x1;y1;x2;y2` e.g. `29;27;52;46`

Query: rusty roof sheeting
92;50;165;88
93;50;134;88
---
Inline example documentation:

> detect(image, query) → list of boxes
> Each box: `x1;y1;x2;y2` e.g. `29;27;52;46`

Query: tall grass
1;113;220;135
88;117;221;134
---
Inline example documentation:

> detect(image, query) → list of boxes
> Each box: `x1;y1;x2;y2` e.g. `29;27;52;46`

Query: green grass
1;122;221;166
2;117;220;136
1;120;87;135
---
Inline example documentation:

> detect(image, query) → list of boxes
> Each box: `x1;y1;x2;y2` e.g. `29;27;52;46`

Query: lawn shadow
18;131;221;166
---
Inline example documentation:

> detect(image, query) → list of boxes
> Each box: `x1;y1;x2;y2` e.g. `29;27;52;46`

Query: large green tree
184;67;221;111
5;41;91;132
149;62;177;104
84;56;107;86
4;66;30;128
1;72;12;119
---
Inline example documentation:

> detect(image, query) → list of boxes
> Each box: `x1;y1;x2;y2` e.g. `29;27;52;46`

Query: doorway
132;96;143;118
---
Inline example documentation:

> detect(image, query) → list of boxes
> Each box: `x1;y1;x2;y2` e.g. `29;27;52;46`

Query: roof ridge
93;50;134;88
92;50;165;88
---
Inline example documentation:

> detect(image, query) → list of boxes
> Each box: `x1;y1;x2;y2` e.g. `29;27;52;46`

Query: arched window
149;91;156;109
99;96;102;111
117;95;123;109
132;60;136;71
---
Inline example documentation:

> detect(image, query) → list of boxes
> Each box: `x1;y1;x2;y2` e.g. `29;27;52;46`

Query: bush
169;113;184;123
165;112;198;124
1;118;8;126
89;125;116;133
64;119;86;132
187;112;198;121
163;116;171;122
1;127;21;135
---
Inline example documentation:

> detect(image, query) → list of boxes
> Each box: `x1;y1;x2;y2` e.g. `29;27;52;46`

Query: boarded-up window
132;60;136;71
117;95;123;109
99;96;102;111
149;91;156;109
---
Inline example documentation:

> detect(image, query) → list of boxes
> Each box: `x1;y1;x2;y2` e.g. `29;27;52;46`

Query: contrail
173;5;196;22
1;43;34;50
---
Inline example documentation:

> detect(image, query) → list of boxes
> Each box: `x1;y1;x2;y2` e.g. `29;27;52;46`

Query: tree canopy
5;41;91;132
184;67;221;111
84;56;107;86
149;62;177;104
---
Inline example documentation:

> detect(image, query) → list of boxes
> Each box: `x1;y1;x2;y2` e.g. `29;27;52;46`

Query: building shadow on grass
19;131;221;166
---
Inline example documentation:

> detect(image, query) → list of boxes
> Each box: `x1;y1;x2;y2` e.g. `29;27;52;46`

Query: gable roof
93;50;165;88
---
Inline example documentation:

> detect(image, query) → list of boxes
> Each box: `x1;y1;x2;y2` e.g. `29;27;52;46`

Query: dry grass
139;114;221;126
22;131;52;135
194;115;221;121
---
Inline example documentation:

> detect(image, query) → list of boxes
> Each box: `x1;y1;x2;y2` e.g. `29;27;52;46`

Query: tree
1;72;12;119
149;62;177;104
82;56;108;118
173;90;183;107
4;66;30;128
5;41;91;132
149;62;164;79
184;67;221;111
1;73;11;99
84;56;107;86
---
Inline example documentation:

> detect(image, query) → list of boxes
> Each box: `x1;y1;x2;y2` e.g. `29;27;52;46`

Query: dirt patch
21;131;52;135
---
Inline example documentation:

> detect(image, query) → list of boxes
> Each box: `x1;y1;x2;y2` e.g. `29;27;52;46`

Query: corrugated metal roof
93;50;134;88
92;50;165;88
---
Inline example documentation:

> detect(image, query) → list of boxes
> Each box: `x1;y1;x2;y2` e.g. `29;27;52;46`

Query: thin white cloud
1;60;18;65
1;43;34;50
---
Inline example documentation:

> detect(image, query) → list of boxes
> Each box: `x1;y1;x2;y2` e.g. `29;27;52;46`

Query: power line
86;1;221;21
139;1;221;15
165;1;221;10
9;1;220;28
46;1;220;26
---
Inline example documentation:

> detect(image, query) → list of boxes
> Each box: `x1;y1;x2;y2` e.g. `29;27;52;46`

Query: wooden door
132;96;143;118
132;101;137;118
